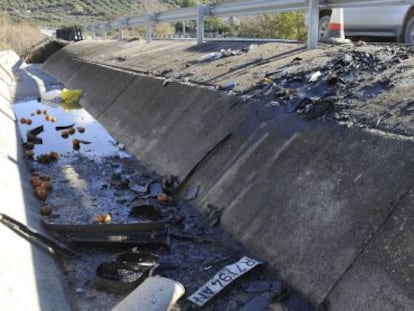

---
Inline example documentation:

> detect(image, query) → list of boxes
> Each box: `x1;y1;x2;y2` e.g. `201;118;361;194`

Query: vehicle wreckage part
241;280;285;294
95;262;149;293
170;231;214;243
42;220;170;247
116;251;160;270
240;294;274;311
187;256;262;307
27;125;44;136
55;123;75;131
183;185;199;201
0;213;78;259
112;276;185;311
95;252;159;293
129;204;162;221
43;220;165;233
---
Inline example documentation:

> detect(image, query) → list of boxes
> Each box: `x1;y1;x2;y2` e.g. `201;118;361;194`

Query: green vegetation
0;0;180;27
178;0;307;41
182;0;197;7
238;12;307;40
0;1;306;41
0;0;226;28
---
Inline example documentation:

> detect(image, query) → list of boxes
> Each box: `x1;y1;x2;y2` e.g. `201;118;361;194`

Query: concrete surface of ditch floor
9;62;312;310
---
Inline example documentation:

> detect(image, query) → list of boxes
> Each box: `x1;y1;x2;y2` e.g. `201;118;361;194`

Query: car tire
404;15;414;44
319;15;331;41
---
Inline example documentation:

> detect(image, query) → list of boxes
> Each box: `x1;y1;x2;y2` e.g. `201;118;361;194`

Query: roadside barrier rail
85;0;414;49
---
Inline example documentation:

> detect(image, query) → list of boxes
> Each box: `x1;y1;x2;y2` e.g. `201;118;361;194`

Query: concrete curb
0;51;72;311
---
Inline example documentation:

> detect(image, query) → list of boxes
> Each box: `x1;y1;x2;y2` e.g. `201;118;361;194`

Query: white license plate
187;256;262;306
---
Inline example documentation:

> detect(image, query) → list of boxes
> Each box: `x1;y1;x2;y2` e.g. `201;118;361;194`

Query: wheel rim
408;23;414;44
405;17;414;44
319;16;330;40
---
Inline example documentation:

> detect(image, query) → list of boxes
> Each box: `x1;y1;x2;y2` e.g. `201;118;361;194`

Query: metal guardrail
85;0;414;49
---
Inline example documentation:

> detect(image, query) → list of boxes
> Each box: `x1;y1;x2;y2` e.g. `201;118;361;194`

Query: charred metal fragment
42;220;170;248
0;213;78;259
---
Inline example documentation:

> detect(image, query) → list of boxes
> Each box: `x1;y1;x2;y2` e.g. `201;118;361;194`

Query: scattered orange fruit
157;192;170;203
45;115;50;121
67;127;75;135
50;117;56;123
35;188;48;201
77;126;85;133
31;176;41;187
36;109;41;115
39;181;52;190
40;205;52;216
95;214;112;224
43;109;48;115
72;139;80;151
49;151;59;160
25;150;34;159
19;118;26;124
61;131;69;138
26;119;32;125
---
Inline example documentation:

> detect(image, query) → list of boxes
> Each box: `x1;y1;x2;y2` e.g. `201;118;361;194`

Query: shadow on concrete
23;63;63;93
12;59;41;100
184;40;268;53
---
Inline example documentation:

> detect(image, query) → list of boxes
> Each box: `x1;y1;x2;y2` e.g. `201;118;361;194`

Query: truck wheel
404;15;414;44
319;15;331;41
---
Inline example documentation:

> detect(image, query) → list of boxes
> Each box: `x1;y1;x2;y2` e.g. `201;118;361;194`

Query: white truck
318;6;414;43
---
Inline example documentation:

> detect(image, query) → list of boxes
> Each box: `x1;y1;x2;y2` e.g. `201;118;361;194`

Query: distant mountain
0;0;182;27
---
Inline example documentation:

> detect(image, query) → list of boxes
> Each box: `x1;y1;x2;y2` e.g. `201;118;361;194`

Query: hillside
0;0;181;27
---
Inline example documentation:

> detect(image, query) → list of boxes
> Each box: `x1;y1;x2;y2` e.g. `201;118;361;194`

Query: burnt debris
247;46;414;123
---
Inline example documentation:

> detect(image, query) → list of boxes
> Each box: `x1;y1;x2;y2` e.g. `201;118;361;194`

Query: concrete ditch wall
42;44;414;309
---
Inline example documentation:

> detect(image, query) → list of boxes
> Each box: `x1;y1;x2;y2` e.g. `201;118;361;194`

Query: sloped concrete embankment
0;51;71;311
42;47;414;309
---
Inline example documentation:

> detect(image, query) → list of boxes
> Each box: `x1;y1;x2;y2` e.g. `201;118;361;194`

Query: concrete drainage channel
0;51;313;310
3;38;414;310
39;40;414;311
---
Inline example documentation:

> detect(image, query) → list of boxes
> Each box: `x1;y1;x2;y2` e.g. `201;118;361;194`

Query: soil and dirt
24;39;67;63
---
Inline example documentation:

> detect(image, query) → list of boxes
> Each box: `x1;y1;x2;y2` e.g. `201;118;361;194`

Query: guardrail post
197;5;206;44
146;14;152;43
307;0;319;49
118;27;124;40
